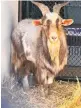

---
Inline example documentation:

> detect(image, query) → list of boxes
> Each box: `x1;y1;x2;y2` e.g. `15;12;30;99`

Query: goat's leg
47;75;54;95
39;83;48;97
22;75;29;90
40;71;49;97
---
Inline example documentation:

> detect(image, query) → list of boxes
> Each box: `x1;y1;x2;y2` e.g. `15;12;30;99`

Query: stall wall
1;1;18;83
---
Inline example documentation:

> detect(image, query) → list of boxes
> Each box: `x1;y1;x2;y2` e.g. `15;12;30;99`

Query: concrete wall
1;1;18;83
7;1;18;27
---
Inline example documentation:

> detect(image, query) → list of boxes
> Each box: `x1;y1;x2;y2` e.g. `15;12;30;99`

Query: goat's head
32;2;73;42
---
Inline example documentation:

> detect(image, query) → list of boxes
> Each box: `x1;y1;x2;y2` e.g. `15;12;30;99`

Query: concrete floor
1;77;54;108
1;77;38;108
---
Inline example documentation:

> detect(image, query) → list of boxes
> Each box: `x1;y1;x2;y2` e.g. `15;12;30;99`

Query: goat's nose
50;32;57;40
52;36;57;40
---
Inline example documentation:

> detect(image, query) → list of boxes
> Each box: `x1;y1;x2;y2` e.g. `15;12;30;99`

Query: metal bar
56;76;81;82
18;1;22;22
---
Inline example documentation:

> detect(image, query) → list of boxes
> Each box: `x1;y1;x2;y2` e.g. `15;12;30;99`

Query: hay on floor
58;78;81;108
1;77;81;108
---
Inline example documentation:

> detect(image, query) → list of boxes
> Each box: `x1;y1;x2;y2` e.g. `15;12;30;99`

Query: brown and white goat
32;2;73;86
11;2;73;92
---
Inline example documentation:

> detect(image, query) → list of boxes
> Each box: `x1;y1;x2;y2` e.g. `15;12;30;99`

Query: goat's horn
53;2;69;14
32;2;50;16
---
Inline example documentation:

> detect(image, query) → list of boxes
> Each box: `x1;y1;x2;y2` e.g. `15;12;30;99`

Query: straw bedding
1;77;81;108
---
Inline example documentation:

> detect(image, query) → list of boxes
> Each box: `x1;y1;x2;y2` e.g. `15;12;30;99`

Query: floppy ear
32;19;42;26
62;19;74;26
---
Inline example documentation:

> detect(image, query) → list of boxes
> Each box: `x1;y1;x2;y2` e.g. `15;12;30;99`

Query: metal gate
18;1;81;81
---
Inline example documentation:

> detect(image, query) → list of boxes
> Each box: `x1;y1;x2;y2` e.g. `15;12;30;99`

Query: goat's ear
62;19;74;26
32;19;42;26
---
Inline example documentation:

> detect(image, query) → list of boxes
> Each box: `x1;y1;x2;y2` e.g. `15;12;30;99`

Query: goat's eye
46;19;52;28
47;19;52;25
56;18;59;28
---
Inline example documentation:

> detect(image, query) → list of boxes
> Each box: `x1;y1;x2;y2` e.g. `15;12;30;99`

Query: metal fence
18;1;81;81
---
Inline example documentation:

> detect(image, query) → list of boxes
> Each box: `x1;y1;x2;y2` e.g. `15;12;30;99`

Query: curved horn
32;2;50;16
53;2;69;14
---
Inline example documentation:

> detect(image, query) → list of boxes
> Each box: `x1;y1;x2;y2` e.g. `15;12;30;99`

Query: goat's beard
47;38;60;61
41;27;60;62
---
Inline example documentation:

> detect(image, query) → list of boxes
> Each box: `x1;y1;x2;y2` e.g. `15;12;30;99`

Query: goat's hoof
40;88;48;97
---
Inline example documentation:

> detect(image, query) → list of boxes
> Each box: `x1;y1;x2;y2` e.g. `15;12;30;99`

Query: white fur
22;75;29;89
46;12;59;24
47;76;54;84
22;32;29;54
41;71;47;84
22;33;36;64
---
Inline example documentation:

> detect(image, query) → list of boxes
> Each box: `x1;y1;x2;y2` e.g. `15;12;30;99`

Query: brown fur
58;26;68;71
11;16;68;95
11;43;36;80
11;17;68;87
35;20;68;84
